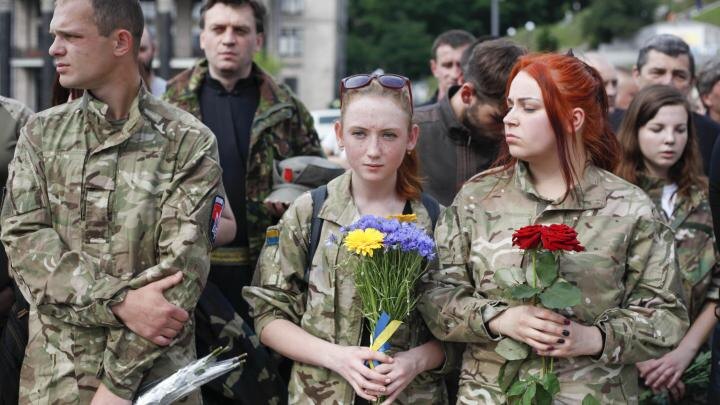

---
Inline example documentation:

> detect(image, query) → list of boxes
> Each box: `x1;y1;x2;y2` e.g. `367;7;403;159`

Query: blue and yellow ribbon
368;312;402;368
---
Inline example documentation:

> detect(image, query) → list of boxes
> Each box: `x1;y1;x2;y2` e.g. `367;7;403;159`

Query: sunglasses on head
340;73;413;113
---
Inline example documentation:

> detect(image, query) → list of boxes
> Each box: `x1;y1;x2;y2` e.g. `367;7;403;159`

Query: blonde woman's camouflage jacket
1;88;222;403
638;175;720;321
164;59;324;266
418;162;689;404
243;172;452;404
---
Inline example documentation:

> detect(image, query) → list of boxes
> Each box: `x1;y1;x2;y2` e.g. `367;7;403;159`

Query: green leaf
494;266;527;289
521;382;537;405
540;372;560;396
582;394;601;405
499;360;524;393
535;251;558;288
507;379;528;397
539;281;582;309
495;338;531;361
534;384;553;405
510;284;541;300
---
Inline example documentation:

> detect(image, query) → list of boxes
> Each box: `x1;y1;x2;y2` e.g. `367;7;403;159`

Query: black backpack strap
305;185;328;280
420;192;441;231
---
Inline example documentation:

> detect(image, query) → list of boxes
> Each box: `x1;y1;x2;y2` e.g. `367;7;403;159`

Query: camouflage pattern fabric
244;172;452;404
164;59;324;266
638;175;720;321
0;87;222;402
418;162;690;404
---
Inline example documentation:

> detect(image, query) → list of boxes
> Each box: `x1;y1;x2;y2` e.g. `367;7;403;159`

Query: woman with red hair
419;53;689;402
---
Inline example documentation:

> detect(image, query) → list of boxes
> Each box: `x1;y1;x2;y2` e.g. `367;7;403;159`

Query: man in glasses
425;29;476;105
164;0;322;403
414;38;527;206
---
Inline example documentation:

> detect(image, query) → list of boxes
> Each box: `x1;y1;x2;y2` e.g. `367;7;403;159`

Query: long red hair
494;53;620;196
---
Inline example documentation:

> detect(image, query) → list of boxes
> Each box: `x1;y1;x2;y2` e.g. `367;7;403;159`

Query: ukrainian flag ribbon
368;312;402;368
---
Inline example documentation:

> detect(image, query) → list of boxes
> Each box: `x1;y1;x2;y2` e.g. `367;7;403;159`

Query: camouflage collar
81;85;149;150
317;171;433;229
638;173;707;216
514;161;607;210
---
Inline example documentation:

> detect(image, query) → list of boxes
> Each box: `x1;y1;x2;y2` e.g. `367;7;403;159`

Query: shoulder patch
209;195;224;244
265;228;280;246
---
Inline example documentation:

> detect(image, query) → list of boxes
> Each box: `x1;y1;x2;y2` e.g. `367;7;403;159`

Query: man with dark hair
426;29;476;104
164;0;322;403
698;58;720;125
138;26;167;96
609;34;719;174
414;38;526;205
0;0;223;404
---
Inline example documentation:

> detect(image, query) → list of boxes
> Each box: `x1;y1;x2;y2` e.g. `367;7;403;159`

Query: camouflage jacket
0;88;222;402
0;96;33;290
164;59;323;266
418;162;689;404
243;172;451;404
638;175;720;321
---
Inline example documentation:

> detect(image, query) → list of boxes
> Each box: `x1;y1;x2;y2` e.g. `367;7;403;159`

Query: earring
406;150;412;155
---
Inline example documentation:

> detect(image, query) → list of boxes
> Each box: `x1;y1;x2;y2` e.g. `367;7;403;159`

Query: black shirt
200;74;260;247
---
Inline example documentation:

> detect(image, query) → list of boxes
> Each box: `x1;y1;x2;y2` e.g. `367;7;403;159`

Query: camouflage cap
265;156;345;203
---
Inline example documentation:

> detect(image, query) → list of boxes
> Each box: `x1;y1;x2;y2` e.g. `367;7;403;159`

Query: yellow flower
387;213;417;222
344;228;385;257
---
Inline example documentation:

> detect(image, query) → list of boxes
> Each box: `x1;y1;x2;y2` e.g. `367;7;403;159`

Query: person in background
164;0;323;402
0;95;32;405
420;53;688;403
244;73;451;404
611;34;719;174
138;26;167;97
616;66;639;111
581;52;618;113
616;85;719;403
424;29;475;105
414;38;526;206
698;58;720;126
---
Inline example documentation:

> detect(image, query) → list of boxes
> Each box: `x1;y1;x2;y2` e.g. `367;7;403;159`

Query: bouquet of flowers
493;224;598;405
336;214;436;366
134;347;246;405
638;350;711;404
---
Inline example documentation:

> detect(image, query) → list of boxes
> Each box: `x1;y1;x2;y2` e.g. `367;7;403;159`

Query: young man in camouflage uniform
164;1;323;403
0;0;222;403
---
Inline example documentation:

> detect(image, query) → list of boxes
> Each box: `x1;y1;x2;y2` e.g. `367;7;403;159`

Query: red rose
512;225;544;250
540;224;585;252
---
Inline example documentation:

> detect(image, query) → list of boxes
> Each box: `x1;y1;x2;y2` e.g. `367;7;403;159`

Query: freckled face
335;94;418;185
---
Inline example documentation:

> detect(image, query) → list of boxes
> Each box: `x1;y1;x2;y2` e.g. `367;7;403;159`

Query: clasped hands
488;305;604;358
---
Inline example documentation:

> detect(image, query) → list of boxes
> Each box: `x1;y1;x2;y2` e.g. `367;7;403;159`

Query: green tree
535;27;558;51
581;0;659;48
346;0;590;80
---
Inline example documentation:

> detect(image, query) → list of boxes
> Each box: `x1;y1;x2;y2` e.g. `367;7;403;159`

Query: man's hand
111;272;189;346
90;383;132;405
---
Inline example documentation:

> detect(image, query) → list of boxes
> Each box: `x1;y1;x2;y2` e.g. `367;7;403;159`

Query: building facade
0;0;346;111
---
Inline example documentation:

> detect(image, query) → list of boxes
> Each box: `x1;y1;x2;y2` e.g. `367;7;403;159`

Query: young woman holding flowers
419;53;689;403
616;85;719;403
243;75;449;404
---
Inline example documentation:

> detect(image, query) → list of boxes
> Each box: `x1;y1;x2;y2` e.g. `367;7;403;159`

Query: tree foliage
346;0;591;80
581;0;659;48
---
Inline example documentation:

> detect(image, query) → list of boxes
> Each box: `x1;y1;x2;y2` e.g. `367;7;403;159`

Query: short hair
636;34;695;77
459;35;498;74
697;58;720;97
80;0;144;56
463;38;526;105
199;0;266;34
430;29;475;60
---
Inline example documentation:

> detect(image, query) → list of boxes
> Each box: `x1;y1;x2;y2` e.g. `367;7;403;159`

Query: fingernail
548;346;554;351
557;338;565;344
562;330;570;336
563;319;570;325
